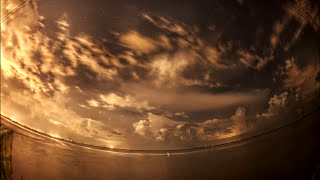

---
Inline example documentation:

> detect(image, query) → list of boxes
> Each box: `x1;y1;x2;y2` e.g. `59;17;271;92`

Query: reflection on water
2;109;319;180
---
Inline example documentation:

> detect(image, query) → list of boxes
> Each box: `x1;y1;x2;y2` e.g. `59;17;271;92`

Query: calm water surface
8;109;320;180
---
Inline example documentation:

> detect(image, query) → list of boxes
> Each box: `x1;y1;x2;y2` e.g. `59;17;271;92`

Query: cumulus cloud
283;58;320;96
133;120;152;137
1;7;261;149
133;113;181;141
132;107;249;143
195;107;247;141
257;92;288;118
231;107;248;132
2;0;302;150
255;57;319;124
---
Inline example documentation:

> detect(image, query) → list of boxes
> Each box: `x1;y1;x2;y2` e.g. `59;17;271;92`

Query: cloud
56;13;70;41
132;113;181;141
142;14;189;36
87;99;100;107
231;107;247;132
63;33;119;80
2;7;257;149
119;31;159;55
0;7;127;147
270;17;289;48
126;84;269;112
283;58;320;96
270;1;319;50
238;49;273;70
132;107;249;143
149;51;196;86
1;0;39;28
3;1;300;150
174;112;189;118
0;87;123;146
1;18;62;95
133;120;152;137
255;57;319;123
257;92;288;118
204;46;233;69
283;1;317;50
1;13;120;97
196;107;247;140
141;14;244;72
99;93;155;111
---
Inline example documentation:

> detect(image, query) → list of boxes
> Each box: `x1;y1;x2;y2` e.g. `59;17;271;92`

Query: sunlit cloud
283;58;320;96
238;49;273;70
142;14;189;36
1;0;318;150
132;106;249;143
257;92;288;118
119;31;159;55
124;85;269;112
99;93;155;111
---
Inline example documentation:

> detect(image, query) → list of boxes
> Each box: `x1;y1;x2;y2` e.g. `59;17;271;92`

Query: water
5;109;320;180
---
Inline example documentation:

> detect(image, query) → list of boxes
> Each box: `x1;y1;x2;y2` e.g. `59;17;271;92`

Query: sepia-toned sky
1;0;319;150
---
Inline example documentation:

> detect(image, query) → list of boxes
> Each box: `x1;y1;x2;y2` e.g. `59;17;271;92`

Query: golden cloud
119;31;159;55
284;58;320;95
3;1;307;149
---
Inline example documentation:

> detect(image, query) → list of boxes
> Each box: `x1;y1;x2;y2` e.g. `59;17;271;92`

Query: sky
1;0;319;150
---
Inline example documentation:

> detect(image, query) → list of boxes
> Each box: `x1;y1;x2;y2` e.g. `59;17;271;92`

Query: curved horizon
2;104;319;153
